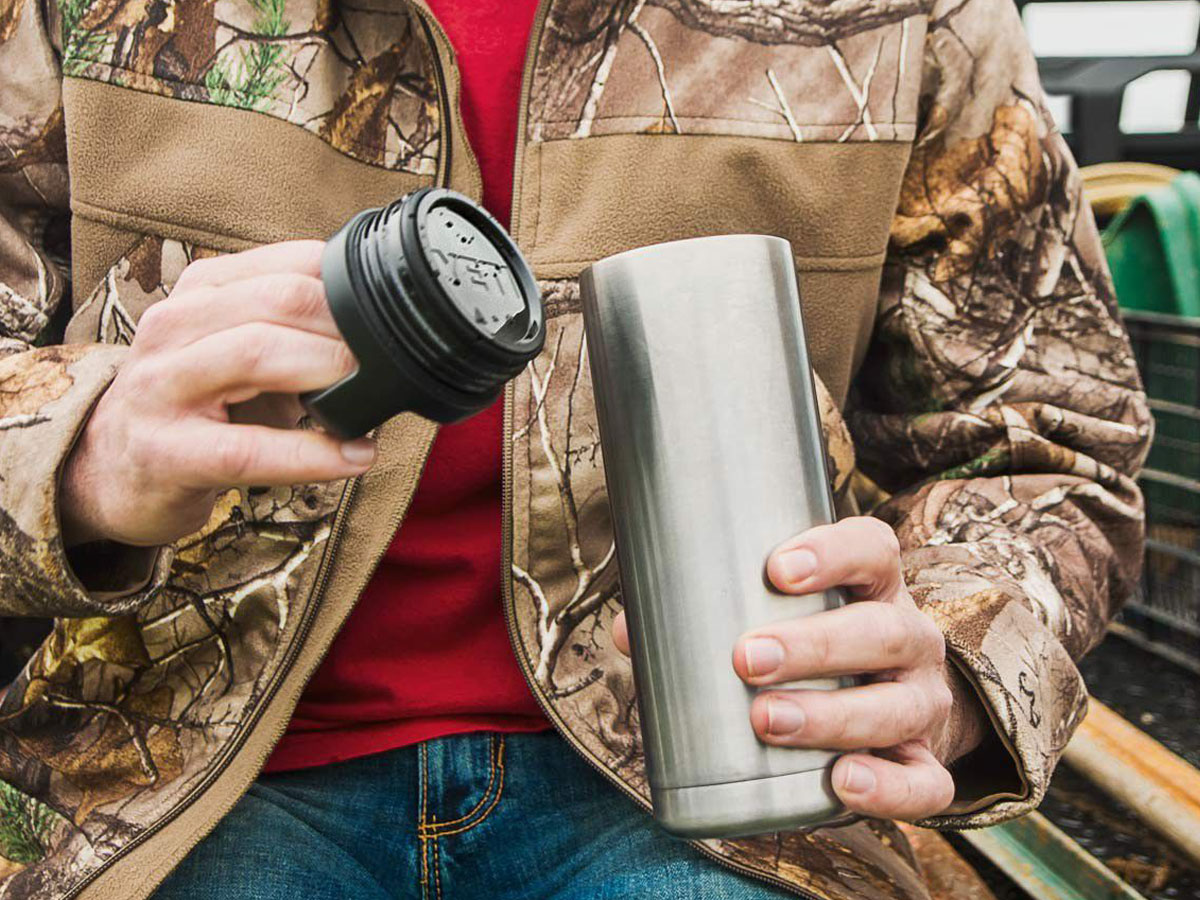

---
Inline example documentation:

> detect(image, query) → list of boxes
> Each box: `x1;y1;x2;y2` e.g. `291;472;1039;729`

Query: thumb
612;610;630;656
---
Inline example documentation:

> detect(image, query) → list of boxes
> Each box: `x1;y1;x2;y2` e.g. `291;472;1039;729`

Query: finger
733;602;943;684
613;611;630;656
153;323;357;404
766;517;903;601
172;240;324;293
136;273;339;352
832;743;956;821
163;422;376;489
750;678;953;750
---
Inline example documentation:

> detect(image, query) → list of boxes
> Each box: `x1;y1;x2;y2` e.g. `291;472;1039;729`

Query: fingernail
744;638;785;677
841;761;877;794
778;548;818;585
765;698;806;735
341;438;376;468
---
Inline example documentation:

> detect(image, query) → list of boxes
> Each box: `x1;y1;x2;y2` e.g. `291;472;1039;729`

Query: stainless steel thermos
580;235;853;839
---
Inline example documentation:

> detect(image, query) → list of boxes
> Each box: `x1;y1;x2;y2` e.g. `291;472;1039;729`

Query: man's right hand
60;240;376;548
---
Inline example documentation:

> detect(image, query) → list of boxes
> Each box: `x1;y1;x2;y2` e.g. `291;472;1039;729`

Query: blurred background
1026;0;1197;154
907;4;1200;899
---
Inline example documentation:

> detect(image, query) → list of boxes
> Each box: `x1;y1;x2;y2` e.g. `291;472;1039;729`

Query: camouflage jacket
0;0;1151;896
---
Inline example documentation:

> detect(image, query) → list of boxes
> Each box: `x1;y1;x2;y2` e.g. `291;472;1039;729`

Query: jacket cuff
0;344;172;617
902;547;1088;829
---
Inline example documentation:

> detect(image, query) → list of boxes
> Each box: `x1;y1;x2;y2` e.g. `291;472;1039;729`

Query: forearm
936;658;989;766
853;384;1148;824
0;344;173;617
844;0;1151;825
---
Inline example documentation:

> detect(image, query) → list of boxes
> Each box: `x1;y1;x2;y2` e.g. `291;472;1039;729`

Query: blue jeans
154;730;793;899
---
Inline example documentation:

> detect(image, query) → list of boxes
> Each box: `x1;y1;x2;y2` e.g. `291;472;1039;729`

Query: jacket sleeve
0;0;170;617
845;0;1152;827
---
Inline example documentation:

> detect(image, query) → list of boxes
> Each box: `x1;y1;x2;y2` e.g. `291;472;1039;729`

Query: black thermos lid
303;187;545;438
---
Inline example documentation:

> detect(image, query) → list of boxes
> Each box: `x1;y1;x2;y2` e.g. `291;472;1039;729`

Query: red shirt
266;0;547;772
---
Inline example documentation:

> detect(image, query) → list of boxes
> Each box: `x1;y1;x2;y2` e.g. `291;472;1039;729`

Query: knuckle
214;433;258;483
934;766;956;810
824;697;852;744
903;684;932;735
903;772;924;817
175;256;219;291
135;301;174;341
289;433;323;474
281;437;307;478
932;685;954;724
925;622;948;664
807;621;833;671
861;514;896;541
269;273;327;320
231;324;273;373
891;690;918;740
865;516;901;560
125;355;171;396
906;608;946;662
877;609;914;659
916;765;955;818
328;338;358;379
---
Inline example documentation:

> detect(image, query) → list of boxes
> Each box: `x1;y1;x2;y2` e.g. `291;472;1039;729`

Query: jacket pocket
66;226;215;345
61;75;434;288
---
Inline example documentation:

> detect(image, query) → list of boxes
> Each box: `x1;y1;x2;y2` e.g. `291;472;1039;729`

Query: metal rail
1120;311;1200;672
1063;700;1200;867
1109;621;1200;677
960;811;1146;900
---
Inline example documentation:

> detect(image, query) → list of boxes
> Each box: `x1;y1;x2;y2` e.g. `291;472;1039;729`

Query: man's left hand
612;516;988;822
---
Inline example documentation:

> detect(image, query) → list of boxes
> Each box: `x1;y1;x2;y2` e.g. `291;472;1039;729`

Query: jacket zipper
63;480;362;900
64;7;457;897
410;3;455;185
497;5;823;899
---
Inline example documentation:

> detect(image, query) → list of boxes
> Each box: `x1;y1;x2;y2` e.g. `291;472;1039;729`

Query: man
0;0;1149;897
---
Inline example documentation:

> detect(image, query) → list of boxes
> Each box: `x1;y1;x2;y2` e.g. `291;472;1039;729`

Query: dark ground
953;634;1200;900
1080;633;1200;769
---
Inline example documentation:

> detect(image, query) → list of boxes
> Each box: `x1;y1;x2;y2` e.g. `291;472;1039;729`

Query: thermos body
580;235;853;839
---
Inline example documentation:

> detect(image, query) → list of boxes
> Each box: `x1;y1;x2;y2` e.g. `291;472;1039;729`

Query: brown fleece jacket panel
512;134;908;400
64;80;434;254
517;134;910;273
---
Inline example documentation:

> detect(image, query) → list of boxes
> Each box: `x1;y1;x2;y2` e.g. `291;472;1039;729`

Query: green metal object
1104;171;1200;317
959;811;1146;900
1121;312;1200;583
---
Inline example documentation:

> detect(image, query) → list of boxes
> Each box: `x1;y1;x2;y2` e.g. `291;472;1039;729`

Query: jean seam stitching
419;743;430;900
423;735;499;830
421;737;507;838
433;833;444;900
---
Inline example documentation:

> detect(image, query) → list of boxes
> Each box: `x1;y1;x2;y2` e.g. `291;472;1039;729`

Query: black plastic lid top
403;187;544;366
307;187;545;436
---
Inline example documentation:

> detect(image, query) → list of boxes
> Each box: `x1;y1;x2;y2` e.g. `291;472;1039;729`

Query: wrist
935;659;989;765
59;435;111;547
